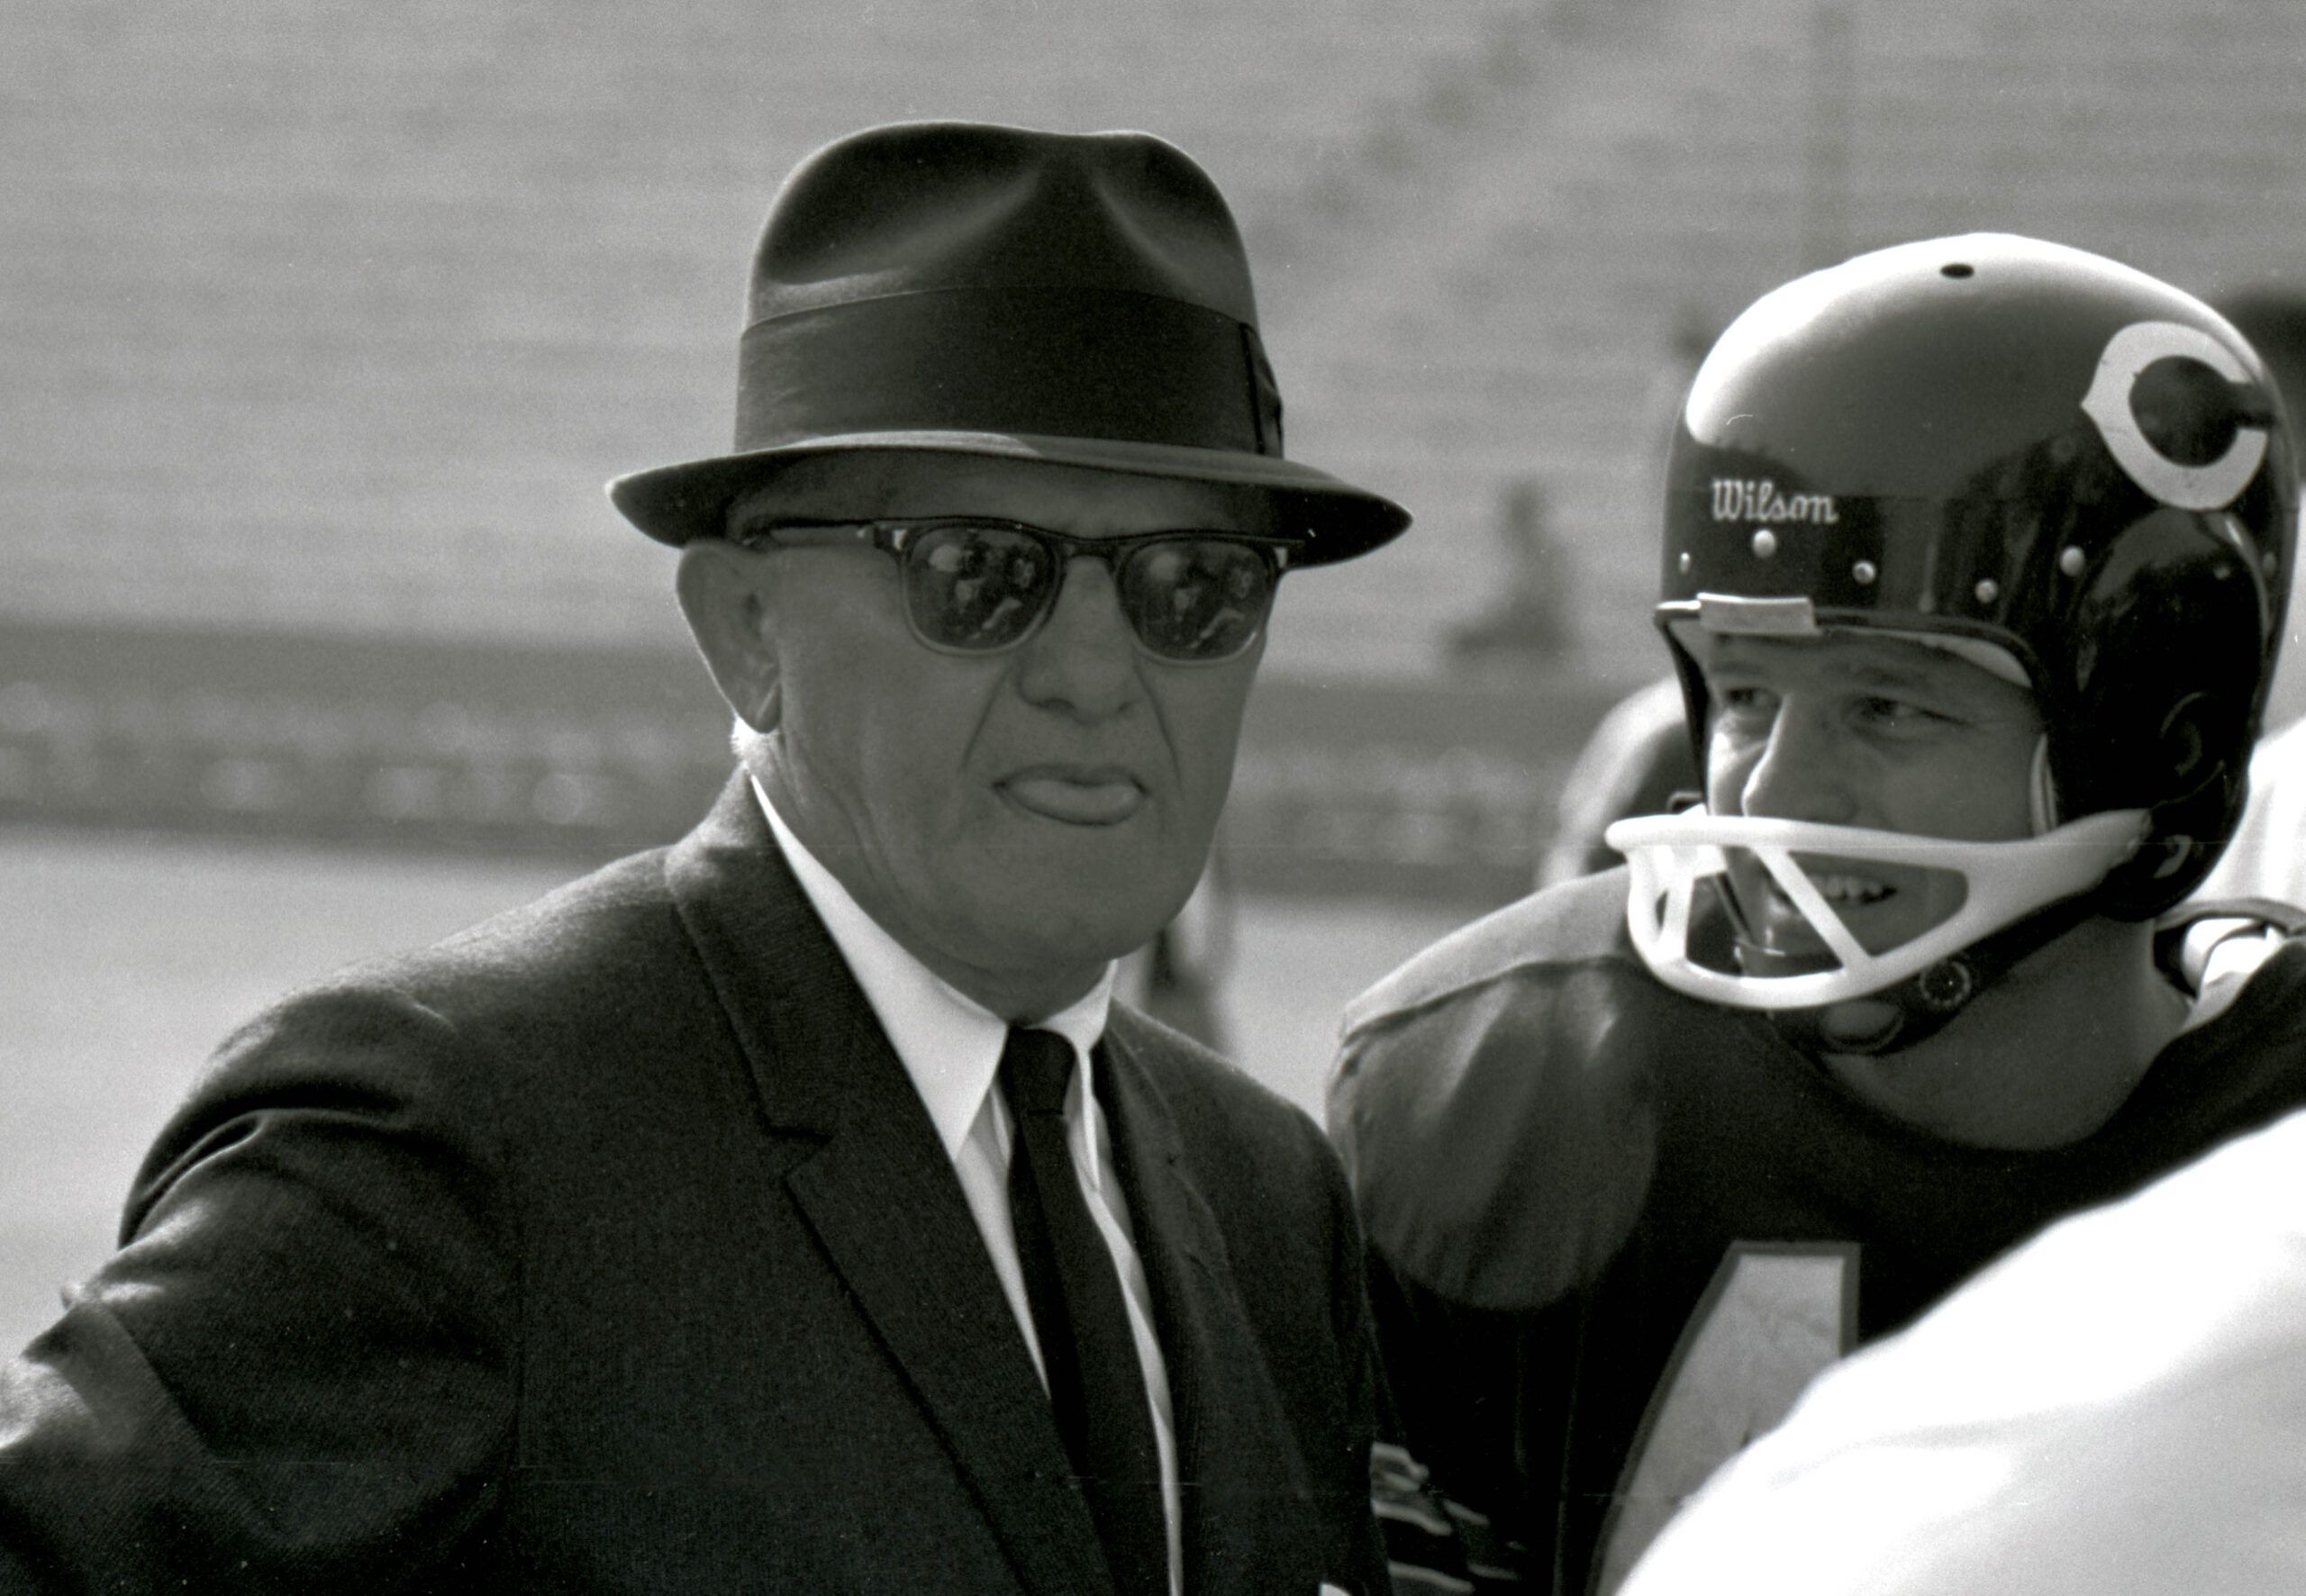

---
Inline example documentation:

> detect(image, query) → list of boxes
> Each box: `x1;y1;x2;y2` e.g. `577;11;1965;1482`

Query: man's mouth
1800;871;1893;907
999;767;1145;826
1743;863;1898;948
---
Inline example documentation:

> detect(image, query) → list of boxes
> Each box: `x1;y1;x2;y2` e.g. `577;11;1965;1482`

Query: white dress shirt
755;782;1182;1587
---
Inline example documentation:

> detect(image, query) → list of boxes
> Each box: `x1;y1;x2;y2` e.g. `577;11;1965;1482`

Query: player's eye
1712;684;1777;719
1857;695;1948;730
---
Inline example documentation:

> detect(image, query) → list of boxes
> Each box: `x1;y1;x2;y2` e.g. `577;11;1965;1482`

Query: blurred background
8;0;2306;1353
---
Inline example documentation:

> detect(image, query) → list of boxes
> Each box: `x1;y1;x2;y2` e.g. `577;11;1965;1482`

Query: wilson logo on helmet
1708;479;1842;525
2080;321;2271;512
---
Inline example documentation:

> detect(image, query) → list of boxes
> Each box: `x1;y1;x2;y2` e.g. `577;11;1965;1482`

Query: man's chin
1731;928;1839;975
1722;939;1911;1049
985;894;1178;972
1813;997;1905;1052
1733;892;1956;965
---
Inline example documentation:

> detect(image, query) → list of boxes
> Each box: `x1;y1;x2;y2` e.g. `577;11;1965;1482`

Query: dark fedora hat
607;120;1409;566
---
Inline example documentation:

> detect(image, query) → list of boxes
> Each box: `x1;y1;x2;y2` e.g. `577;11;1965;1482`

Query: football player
1330;233;2306;1595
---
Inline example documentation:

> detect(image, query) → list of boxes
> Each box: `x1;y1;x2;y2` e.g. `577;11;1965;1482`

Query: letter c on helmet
2080;320;2270;511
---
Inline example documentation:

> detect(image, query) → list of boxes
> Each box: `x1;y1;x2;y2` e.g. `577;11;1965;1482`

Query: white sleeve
2191;716;2306;911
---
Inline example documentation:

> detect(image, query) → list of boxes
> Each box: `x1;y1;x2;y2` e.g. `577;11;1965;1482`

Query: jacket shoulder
278;851;710;1063
174;847;701;1178
368;848;685;1009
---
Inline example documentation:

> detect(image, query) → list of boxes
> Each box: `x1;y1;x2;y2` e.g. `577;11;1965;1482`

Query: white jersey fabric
1620;1106;2306;1596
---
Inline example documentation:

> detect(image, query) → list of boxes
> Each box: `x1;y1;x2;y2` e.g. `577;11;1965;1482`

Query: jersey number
1593;1242;1857;1594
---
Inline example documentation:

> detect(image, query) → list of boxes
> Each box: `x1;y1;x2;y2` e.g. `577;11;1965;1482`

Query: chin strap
1756;886;2108;1056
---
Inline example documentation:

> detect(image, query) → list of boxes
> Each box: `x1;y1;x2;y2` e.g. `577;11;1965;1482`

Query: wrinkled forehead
726;450;1279;537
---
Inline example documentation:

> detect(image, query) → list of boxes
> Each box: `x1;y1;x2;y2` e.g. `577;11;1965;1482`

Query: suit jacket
0;777;1388;1594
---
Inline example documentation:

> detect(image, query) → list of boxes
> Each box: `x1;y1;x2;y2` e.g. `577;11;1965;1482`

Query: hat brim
607;431;1410;567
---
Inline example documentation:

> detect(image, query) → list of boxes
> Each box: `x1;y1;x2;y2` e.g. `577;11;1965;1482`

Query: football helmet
1611;233;2296;1052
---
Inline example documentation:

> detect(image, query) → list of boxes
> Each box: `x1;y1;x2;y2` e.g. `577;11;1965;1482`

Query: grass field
0;827;1473;1356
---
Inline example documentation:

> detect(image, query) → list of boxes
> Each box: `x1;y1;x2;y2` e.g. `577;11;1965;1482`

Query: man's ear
676;540;782;731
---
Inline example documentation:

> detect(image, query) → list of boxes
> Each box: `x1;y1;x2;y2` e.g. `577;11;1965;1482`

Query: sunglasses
737;517;1298;664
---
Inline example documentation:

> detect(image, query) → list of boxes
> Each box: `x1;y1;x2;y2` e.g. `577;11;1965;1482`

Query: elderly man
1332;234;2306;1594
0;122;1406;1595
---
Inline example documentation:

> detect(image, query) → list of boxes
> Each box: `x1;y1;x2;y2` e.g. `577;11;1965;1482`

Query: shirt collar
753;776;1114;1159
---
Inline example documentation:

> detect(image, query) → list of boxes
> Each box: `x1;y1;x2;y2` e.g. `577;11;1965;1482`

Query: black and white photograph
5;3;2304;1591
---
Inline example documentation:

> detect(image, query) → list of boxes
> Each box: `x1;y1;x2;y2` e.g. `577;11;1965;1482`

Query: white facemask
1605;807;2148;1010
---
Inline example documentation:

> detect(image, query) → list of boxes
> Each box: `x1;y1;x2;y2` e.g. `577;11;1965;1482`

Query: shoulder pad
1330;870;1683;1311
1343;868;1635;1039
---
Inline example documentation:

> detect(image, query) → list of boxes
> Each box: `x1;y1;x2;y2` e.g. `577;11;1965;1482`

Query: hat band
733;287;1284;458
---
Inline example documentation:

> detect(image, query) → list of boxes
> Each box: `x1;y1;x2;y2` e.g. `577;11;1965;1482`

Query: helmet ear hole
2149;836;2196;879
2159;694;2211;783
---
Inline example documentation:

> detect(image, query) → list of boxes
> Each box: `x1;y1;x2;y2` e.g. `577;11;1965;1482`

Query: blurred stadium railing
0;620;1619;905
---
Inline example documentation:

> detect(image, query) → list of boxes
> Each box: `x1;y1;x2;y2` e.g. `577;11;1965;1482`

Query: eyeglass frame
728;514;1303;665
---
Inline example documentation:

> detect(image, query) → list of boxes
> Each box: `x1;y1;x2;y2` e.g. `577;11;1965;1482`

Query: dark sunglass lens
907;523;1056;651
1120;540;1276;661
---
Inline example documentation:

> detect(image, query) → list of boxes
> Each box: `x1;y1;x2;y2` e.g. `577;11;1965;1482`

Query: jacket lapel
665;776;1112;1596
1098;1017;1317;1593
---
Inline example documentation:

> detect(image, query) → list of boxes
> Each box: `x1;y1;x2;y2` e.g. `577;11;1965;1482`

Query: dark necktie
997;1027;1169;1596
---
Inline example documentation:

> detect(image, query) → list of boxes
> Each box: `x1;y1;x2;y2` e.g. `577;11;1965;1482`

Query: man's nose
1735;701;1859;824
1013;554;1138;718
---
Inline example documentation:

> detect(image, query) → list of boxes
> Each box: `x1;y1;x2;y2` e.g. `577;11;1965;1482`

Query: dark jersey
1330;868;2306;1596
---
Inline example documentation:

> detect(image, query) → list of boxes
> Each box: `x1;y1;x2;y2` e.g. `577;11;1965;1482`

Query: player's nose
1735;700;1859;825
